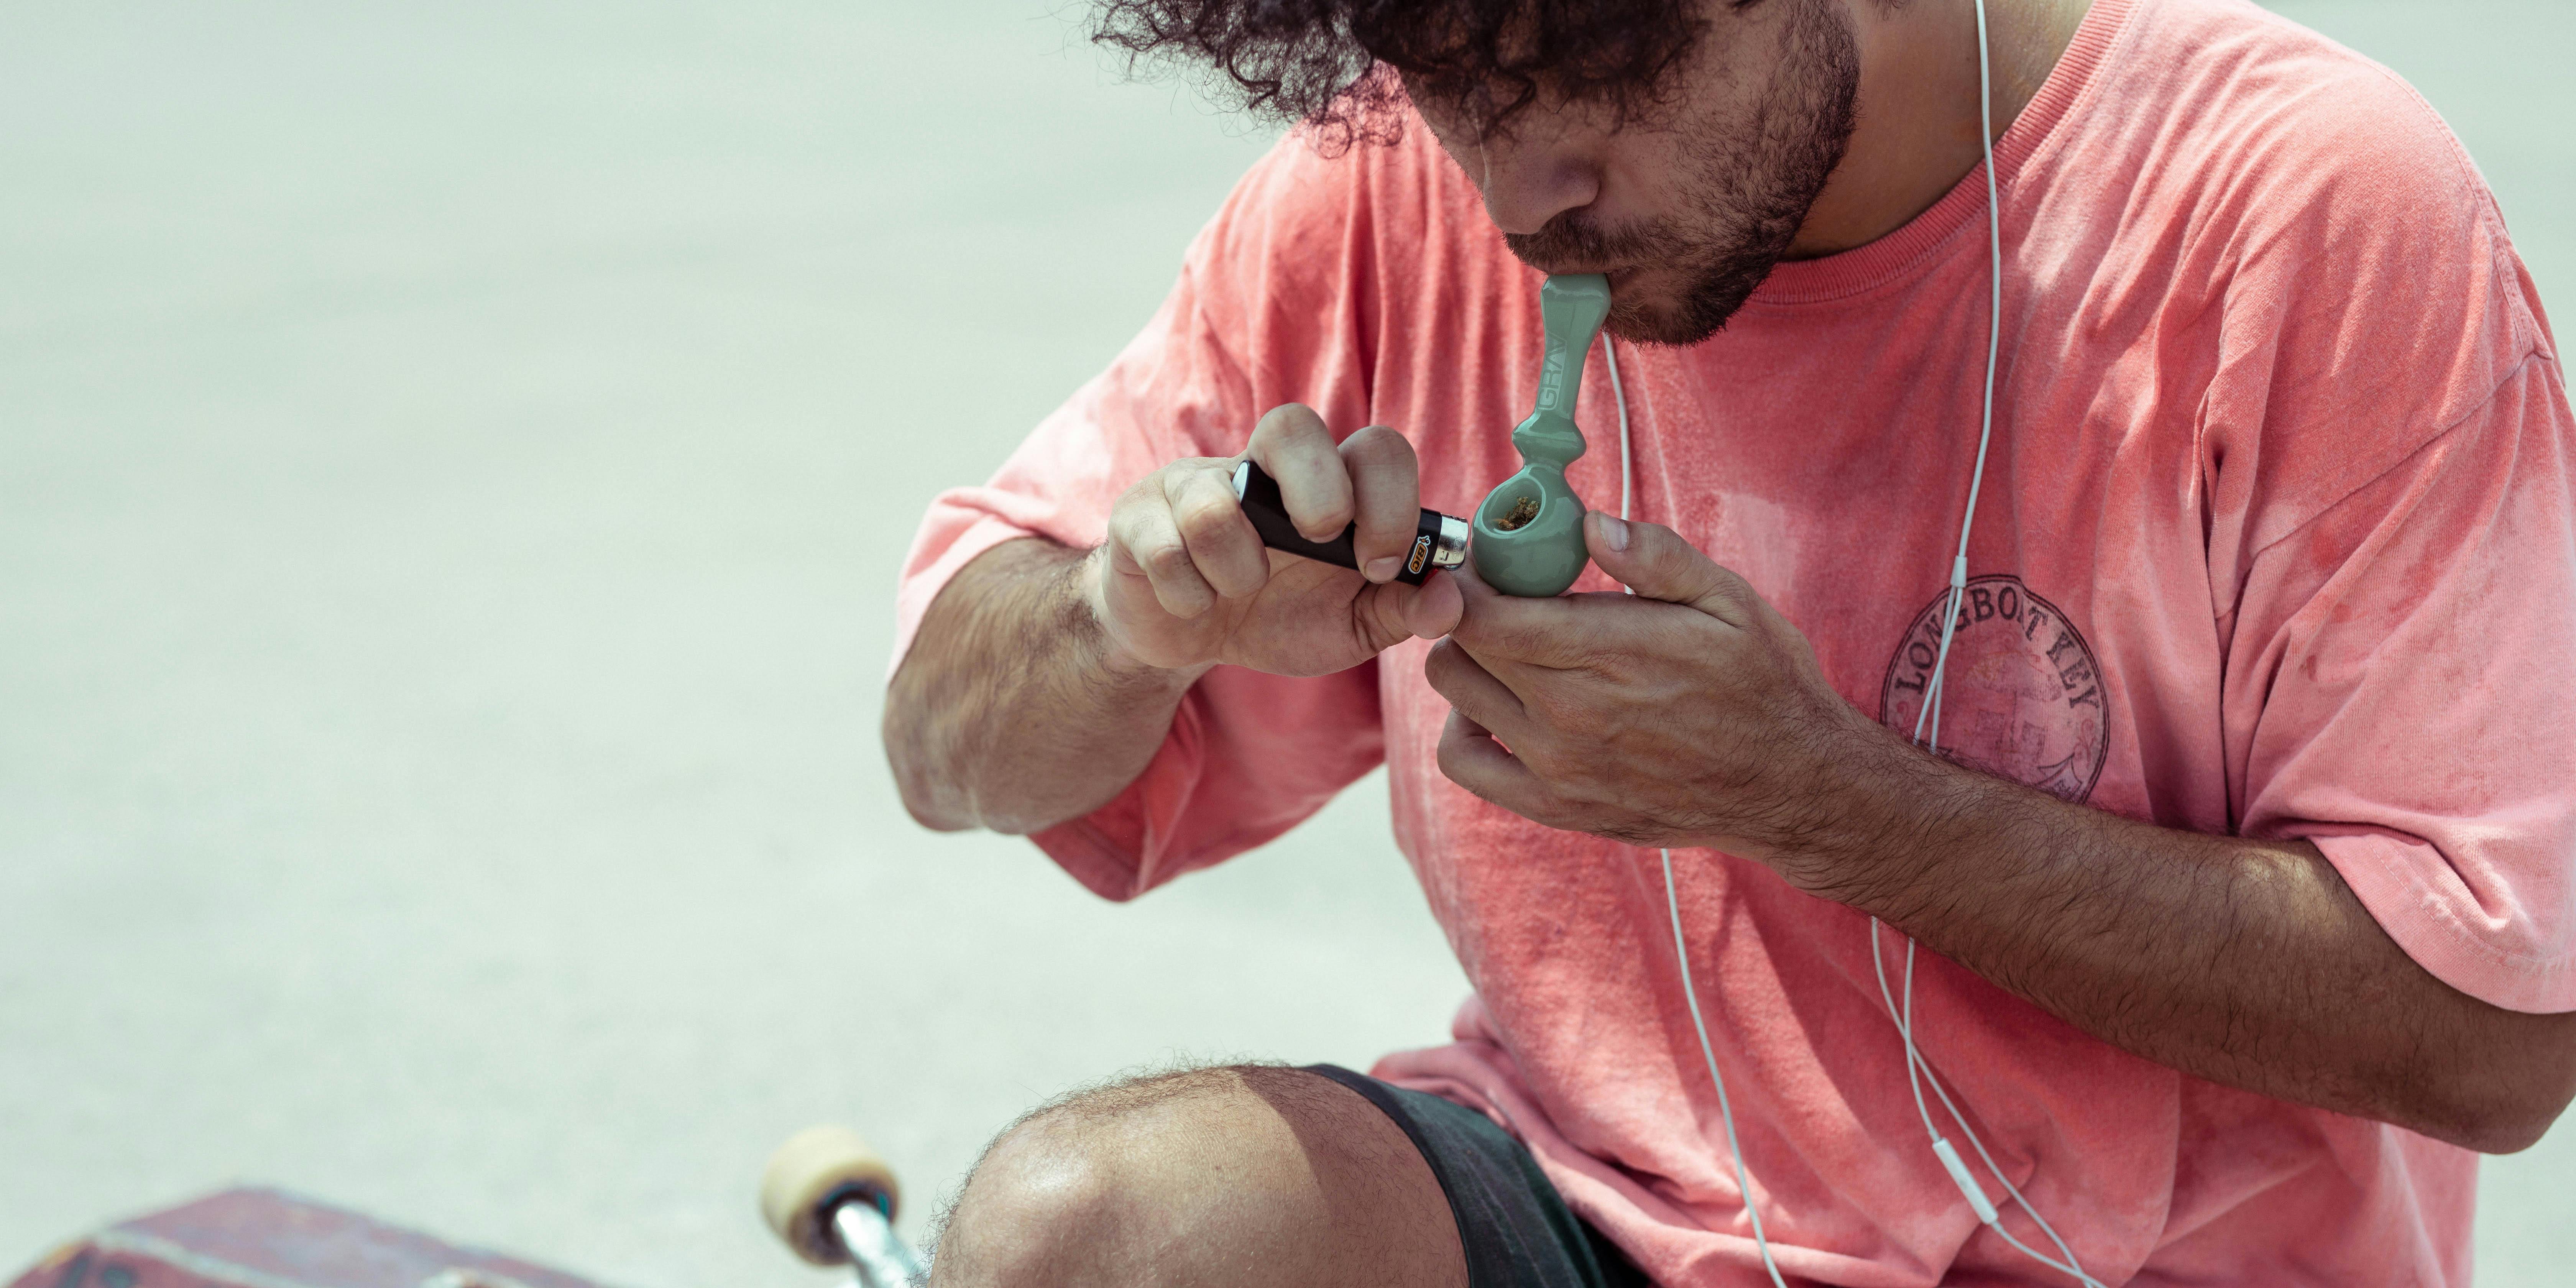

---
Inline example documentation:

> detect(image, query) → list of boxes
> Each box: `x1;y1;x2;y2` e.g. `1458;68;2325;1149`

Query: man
885;0;2576;1282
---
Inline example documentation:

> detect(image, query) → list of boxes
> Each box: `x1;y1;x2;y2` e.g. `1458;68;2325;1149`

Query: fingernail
1598;514;1631;552
1365;556;1401;582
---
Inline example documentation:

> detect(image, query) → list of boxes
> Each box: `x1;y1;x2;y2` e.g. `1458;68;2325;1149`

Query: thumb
1400;568;1465;639
1358;567;1466;649
1586;512;1752;625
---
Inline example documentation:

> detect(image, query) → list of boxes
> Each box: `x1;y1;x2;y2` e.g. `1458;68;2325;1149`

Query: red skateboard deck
10;1189;613;1288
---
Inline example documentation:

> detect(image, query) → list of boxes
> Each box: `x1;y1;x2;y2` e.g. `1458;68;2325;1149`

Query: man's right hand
888;402;1462;833
1091;403;1464;677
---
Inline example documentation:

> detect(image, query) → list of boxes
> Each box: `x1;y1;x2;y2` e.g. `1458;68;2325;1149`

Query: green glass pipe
1471;273;1613;597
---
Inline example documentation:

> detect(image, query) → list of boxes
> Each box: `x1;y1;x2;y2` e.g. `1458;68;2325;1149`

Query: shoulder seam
2238;346;2555;572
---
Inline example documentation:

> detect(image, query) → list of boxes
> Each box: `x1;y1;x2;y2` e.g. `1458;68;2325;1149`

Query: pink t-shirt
893;0;2574;1281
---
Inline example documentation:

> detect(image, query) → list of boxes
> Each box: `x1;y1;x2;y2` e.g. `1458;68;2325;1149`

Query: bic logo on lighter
1406;534;1434;575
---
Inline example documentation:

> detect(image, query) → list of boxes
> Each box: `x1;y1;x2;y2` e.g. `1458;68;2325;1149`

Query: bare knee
931;1065;1462;1288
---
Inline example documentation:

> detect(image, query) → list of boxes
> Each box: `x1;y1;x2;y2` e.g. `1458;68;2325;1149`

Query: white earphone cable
1874;2;2105;1282
1617;3;2105;1284
1608;334;1792;1288
1871;928;2101;1283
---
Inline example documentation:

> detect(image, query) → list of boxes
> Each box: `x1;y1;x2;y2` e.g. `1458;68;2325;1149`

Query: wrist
1760;712;1988;904
1076;545;1217;685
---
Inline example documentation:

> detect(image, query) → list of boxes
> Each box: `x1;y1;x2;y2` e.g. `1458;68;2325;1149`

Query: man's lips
1512;257;1653;297
1521;261;1638;289
1522;259;1622;276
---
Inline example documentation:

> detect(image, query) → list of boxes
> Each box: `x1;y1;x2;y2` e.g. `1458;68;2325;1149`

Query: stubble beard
1503;0;1862;346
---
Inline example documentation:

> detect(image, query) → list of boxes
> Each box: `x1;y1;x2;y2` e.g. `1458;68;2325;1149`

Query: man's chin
1598;271;1680;344
1602;265;1767;347
1603;291;1727;347
1504;261;1759;346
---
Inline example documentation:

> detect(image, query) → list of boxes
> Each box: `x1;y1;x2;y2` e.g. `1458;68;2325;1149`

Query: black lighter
1230;460;1469;585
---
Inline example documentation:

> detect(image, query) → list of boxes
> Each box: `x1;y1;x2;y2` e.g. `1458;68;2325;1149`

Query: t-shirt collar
1749;0;2136;307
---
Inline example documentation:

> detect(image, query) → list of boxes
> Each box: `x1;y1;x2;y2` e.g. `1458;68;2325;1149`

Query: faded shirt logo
1878;575;2108;803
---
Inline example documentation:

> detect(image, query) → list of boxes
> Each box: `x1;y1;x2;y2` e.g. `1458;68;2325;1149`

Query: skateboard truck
761;1126;929;1288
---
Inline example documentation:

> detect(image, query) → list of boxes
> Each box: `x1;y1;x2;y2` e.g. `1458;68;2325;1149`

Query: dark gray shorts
1308;1065;1654;1288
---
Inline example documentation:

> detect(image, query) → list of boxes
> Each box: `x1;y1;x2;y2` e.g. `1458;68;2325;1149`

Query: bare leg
930;1065;1470;1288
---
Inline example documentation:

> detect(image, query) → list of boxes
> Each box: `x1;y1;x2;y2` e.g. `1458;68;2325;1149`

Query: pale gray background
1;1;2567;1284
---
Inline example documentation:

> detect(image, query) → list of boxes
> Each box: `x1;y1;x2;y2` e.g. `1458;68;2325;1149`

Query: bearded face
1416;0;1865;345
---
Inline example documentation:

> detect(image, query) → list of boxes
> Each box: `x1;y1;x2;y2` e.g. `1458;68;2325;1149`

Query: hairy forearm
1807;748;2576;1152
884;537;1203;835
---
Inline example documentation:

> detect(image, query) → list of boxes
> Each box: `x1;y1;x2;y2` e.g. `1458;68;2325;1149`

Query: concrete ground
1;1;2567;1284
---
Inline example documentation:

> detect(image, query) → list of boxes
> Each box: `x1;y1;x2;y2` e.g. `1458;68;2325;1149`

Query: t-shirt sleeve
2229;353;2576;1013
888;135;1395;902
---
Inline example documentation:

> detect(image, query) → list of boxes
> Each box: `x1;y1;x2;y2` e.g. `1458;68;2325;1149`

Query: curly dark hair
1089;0;1734;150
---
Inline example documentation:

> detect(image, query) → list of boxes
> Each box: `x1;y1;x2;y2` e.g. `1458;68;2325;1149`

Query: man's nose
1478;142;1600;237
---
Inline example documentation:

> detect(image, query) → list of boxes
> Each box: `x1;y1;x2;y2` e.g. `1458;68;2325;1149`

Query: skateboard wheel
760;1125;902;1267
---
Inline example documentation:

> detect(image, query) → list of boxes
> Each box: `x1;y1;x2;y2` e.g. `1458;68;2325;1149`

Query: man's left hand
1427;511;1914;874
